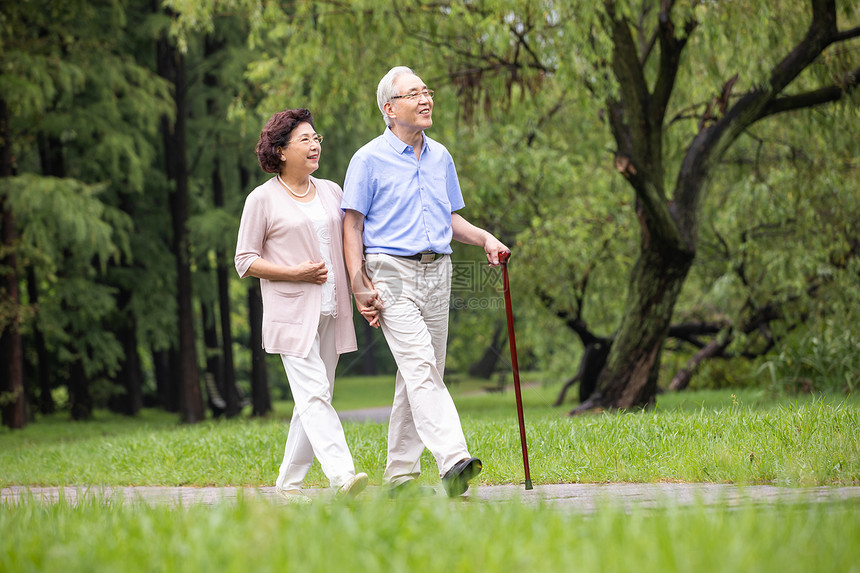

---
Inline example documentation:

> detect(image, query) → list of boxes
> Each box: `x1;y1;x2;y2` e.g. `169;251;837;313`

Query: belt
398;251;446;264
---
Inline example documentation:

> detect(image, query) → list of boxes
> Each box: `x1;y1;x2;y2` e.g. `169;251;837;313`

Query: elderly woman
235;108;368;503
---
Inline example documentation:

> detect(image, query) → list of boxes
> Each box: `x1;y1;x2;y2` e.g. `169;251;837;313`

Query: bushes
758;324;860;395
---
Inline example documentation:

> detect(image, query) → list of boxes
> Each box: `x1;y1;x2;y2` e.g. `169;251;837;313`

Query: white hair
376;66;414;127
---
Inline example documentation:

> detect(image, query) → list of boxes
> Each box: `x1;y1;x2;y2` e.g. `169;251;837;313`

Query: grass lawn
2;382;858;573
1;381;857;487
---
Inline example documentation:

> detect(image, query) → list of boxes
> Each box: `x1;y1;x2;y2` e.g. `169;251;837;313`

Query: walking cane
499;250;533;490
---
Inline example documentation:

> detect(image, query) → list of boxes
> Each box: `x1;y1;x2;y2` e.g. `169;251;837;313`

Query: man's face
388;74;433;131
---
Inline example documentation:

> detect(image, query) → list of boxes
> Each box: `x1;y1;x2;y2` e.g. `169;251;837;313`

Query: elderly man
342;66;508;497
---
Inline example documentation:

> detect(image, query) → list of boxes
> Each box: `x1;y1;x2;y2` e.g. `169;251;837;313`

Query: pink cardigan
235;176;357;357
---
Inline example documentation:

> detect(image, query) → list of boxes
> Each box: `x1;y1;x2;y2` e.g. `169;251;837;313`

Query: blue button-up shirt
342;128;466;256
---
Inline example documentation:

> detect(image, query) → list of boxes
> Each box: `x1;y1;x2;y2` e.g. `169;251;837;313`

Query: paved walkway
4;483;858;511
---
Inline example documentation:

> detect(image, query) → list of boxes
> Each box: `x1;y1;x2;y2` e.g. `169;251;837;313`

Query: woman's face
279;121;322;175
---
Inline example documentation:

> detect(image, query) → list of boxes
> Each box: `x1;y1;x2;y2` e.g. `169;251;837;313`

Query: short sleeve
341;154;372;215
234;191;266;278
446;152;466;212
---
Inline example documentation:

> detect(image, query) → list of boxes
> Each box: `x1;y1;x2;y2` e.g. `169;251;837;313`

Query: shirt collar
383;127;430;155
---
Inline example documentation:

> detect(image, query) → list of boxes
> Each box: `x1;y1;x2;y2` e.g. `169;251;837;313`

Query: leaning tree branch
651;4;694;129
666;253;847;390
668;337;730;391
766;0;839;95
834;26;860;42
667;321;728;345
605;1;686;252
605;1;652;139
676;0;843;222
536;289;604;346
760;66;860;119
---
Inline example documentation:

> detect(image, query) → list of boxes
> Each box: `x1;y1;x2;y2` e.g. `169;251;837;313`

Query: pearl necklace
277;174;311;198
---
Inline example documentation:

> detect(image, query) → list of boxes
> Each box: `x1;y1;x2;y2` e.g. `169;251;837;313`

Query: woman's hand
351;275;383;328
292;260;328;284
354;287;383;328
244;258;327;284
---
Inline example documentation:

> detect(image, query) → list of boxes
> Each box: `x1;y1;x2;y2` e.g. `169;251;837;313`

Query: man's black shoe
388;479;437;499
441;457;482;497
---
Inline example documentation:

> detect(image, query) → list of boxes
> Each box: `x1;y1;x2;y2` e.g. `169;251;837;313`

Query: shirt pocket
269;289;305;324
430;174;452;210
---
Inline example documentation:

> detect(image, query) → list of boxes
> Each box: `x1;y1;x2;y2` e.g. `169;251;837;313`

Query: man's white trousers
366;253;471;486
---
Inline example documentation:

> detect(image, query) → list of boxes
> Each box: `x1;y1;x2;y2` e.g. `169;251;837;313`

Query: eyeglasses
390;90;435;102
289;134;324;145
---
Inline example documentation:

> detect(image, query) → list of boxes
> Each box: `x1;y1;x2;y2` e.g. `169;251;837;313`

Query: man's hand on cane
483;235;509;267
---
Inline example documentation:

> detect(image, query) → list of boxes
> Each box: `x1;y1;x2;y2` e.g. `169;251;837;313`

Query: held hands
352;275;384;328
294;260;328;284
354;288;383;328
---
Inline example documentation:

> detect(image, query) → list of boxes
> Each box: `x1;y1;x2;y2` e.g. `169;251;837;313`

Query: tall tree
0;97;25;429
573;0;859;411
2;0;172;423
156;6;205;423
248;279;271;416
161;0;860;409
197;30;247;417
338;0;860;408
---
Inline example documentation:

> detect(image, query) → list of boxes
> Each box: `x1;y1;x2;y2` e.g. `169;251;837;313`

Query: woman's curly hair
256;108;315;173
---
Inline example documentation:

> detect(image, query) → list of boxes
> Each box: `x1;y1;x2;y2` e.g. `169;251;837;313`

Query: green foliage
758;323;860;394
664;355;761;391
2;175;130;378
681;101;860;377
3;175;126;271
2;0;181;408
188;209;240;261
4;0;859;422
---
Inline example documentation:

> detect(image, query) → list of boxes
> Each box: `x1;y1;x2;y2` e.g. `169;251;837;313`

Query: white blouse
293;194;337;316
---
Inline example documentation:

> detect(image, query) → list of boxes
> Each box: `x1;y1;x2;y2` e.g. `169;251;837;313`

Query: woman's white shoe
336;472;369;498
276;488;313;505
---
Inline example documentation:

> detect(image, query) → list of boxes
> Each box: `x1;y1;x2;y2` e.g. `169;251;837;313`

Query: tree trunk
25;267;54;414
204;34;240;418
0;208;25;429
201;300;226;417
152;347;177;411
238;163;270;416
574;242;693;413
554;339;612;406
212;169;240;417
468;323;506;379
248;279;271;416
115;318;144;415
157;13;204;423
108;286;143;416
218;260;240;415
0;98;25;430
68;360;92;421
